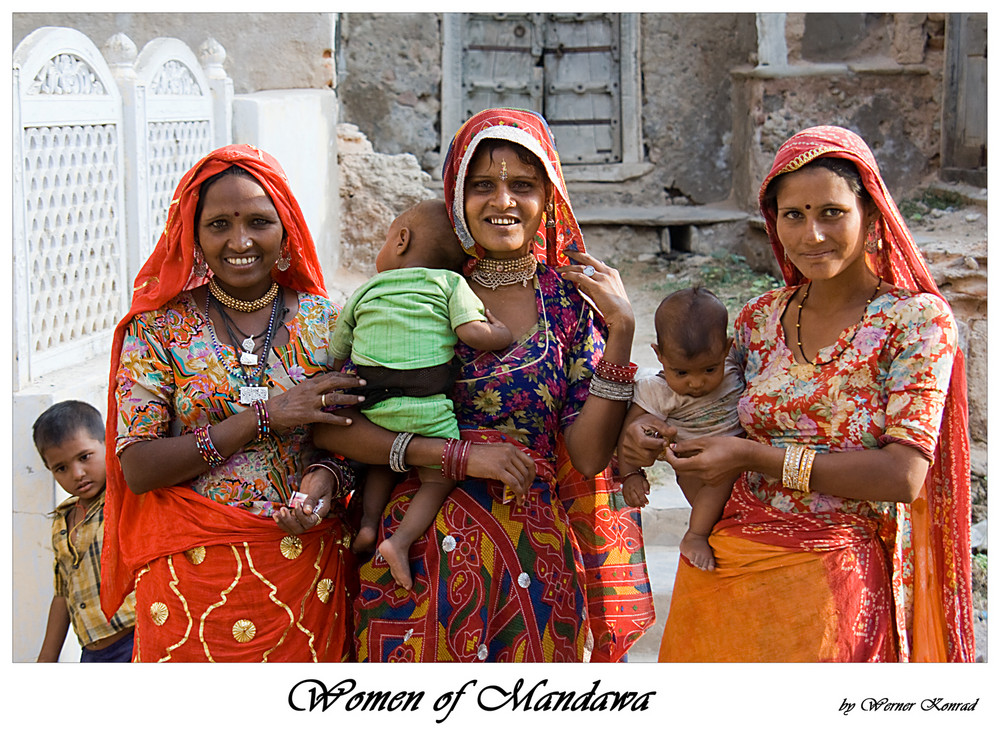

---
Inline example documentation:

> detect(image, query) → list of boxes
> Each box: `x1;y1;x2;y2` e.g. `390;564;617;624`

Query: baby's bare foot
352;524;378;554
378;537;414;591
680;530;716;571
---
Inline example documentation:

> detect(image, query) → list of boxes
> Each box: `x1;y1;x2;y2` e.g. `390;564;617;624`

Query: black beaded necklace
795;276;882;365
204;287;284;404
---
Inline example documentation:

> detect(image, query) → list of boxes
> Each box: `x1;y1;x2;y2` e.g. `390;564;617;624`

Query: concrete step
629;462;688;662
629;543;679;662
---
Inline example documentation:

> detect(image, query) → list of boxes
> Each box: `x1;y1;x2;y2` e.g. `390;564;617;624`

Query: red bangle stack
595;359;638;383
442;438;472;480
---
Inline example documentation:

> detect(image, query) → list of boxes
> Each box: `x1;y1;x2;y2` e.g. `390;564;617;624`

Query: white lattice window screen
23;124;122;355
145;120;213;258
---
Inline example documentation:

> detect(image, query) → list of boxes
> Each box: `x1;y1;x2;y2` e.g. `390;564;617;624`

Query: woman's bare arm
119;372;364;494
663;435;929;503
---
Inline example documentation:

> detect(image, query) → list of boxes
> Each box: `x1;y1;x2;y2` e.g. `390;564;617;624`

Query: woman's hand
556;250;635;333
465;443;536;501
273;466;335;535
662;435;751;487
618;415;676;468
267;372;366;434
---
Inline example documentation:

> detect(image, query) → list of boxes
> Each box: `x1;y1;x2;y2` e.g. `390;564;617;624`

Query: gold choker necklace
471;253;537;290
209;278;280;313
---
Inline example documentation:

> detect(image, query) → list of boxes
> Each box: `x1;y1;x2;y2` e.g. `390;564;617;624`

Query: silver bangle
588;374;634;402
389;432;415;473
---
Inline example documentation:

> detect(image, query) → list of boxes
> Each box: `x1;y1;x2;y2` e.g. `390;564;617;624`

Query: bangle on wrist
194;425;227;467
389;432;415;473
781;445;816;492
596;359;638;383
588;374;634;402
252;400;270;441
305;458;356;501
442;438;472;480
618;468;647;484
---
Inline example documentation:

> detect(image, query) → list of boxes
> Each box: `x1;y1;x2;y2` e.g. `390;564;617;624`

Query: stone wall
336;13;445;172
337;124;436;277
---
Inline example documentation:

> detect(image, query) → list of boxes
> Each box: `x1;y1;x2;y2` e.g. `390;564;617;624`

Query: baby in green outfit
331;199;511;590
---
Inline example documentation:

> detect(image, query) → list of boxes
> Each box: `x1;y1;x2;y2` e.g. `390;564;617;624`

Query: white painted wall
233;89;341;282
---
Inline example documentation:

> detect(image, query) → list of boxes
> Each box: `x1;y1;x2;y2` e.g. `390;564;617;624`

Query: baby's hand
456;311;512;352
621;471;650;508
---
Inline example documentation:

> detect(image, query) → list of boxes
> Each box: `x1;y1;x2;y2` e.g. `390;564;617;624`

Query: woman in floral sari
102;145;365;661
317;108;653;662
624;126;974;661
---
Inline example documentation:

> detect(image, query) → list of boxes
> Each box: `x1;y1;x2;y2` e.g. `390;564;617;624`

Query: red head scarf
101;145;326;614
441;107;585;266
760;126;974;661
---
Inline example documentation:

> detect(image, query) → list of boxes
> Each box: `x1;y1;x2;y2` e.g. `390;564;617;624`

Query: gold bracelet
781;446;804;489
795;448;817;492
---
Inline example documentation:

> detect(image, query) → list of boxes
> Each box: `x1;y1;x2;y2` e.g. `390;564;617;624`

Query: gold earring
276;243;291;271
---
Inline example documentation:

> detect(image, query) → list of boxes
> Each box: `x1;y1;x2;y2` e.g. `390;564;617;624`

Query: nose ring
244;239;253;247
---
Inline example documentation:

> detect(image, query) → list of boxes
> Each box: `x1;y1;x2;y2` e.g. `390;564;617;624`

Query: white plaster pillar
756;13;789;67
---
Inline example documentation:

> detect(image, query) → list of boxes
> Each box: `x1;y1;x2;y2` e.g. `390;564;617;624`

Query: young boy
33;400;136;662
617;287;744;571
330;199;512;591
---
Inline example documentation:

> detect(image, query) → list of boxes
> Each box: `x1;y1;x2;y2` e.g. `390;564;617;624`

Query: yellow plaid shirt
52;491;136;647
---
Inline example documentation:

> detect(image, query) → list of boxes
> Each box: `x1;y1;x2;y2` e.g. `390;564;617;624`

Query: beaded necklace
204;287;283;404
471;253;537;289
795;276;882;365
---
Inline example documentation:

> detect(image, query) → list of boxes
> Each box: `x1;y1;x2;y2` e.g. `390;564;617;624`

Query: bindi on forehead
804;204;811;210
234;211;240;216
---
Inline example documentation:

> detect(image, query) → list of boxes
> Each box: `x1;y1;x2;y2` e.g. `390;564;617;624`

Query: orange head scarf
760;126;974;661
101;145;326;615
441;107;585;266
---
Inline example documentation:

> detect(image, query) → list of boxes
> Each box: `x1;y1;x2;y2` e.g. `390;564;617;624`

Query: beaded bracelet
194;425;227;467
252;400;270;441
389;432;415;473
588;374;634;402
596;359;638;383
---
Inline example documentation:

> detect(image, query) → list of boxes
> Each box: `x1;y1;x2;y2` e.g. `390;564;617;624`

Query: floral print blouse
733;285;957;520
115;290;338;514
451;265;600;462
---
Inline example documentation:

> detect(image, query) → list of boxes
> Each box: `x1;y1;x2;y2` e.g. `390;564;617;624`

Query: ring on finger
320;393;327;408
582;265;596;277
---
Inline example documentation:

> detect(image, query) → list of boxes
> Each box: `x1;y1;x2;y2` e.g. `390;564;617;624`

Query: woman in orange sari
623;126;974;661
101;145;364;661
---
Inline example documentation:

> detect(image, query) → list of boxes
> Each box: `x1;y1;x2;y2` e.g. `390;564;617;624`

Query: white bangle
389;432;415;473
588;374;634;402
